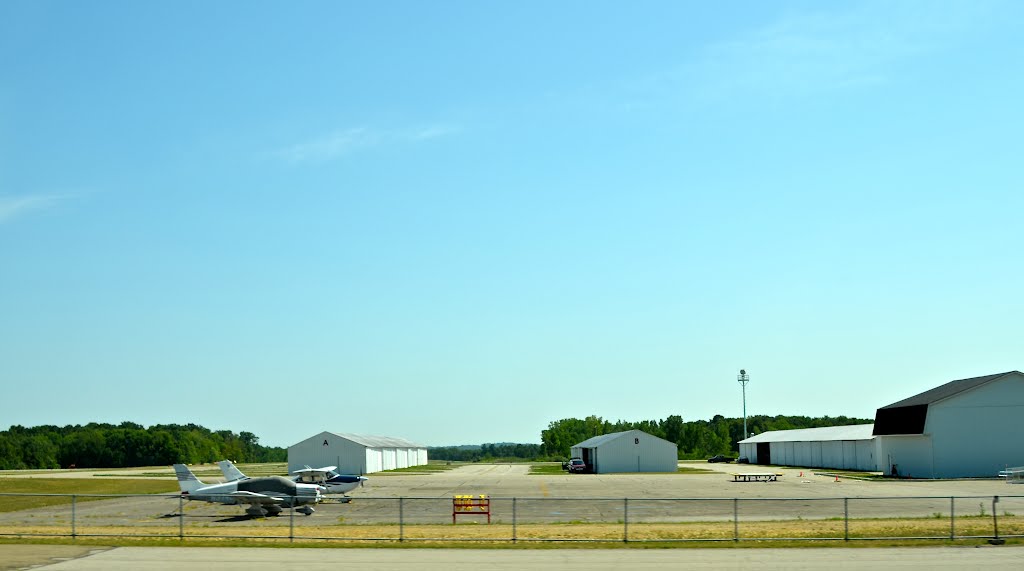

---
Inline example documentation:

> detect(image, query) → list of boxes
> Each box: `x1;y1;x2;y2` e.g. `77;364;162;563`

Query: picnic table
733;472;781;482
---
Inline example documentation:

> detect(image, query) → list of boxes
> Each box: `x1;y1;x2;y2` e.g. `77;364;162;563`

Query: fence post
843;498;849;541
512;497;517;543
733;498;739;542
71;495;76;538
399;497;404;542
990;495;1002;544
178;494;184;540
950;497;955;540
289;503;295;543
623;498;629;543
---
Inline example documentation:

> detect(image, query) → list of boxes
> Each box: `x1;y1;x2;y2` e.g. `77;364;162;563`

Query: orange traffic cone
834;475;840;482
799;471;803;478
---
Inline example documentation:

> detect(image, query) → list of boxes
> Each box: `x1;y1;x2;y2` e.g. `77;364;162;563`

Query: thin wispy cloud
605;0;1001;107
691;0;999;99
275;123;461;164
0;194;67;224
408;124;460;141
698;13;918;97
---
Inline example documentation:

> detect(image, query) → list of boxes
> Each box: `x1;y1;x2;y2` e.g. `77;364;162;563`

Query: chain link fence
1;493;1022;543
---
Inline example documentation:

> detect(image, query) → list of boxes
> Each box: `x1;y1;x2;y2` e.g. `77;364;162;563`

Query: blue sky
2;1;1021;448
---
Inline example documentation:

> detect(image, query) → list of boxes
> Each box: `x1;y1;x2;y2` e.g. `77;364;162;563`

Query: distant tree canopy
429;442;542;462
1;414;872;469
541;414;873;460
0;422;286;470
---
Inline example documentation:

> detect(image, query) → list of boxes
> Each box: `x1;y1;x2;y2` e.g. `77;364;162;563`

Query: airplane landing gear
245;506;268;517
298;506;315;516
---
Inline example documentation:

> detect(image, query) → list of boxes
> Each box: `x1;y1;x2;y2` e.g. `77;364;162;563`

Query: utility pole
737;369;750;439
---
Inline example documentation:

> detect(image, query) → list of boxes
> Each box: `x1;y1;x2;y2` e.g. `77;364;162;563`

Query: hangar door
757;443;771;465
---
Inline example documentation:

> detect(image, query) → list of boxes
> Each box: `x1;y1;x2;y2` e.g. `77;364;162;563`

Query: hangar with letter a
571;430;678;473
288;432;428;476
738;371;1024;478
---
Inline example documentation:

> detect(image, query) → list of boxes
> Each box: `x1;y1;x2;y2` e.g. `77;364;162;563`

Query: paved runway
19;545;1024;570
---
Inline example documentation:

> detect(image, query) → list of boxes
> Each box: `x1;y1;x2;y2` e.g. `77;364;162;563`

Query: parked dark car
567;458;588;473
736;456;750;464
707;455;734;463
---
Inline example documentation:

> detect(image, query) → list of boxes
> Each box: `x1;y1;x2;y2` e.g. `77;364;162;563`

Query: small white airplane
173;464;324;517
218;460;368;497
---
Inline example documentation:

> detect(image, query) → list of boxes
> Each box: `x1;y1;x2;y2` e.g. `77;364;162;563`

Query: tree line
0;422;286;470
541;414;873;460
428;442;543;462
1;414;871;469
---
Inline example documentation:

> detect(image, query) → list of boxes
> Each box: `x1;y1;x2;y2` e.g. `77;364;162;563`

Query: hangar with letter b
288;432;428;476
738;370;1024;478
571;430;678;473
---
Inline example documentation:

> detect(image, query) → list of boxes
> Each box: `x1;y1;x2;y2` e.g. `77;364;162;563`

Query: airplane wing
230;491;285;505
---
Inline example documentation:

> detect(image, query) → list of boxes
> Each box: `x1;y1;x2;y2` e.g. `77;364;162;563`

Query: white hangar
872;370;1024;478
571;430;678;473
738;424;876;471
288;432;428;476
738;371;1024;478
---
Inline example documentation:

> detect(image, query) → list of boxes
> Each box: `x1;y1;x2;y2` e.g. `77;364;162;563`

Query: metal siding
799;441;811;466
366;448;382;473
876;434;934;478
928;373;1024;477
740;442;755;463
856;440;877;471
603;435;631;473
822;442;842;468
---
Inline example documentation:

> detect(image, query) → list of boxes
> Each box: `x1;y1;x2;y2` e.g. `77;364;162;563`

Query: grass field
374;462;460;475
1;516;1020;544
0;479;177;513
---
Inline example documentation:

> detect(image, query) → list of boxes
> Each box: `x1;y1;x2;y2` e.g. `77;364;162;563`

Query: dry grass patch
2;515;1021;543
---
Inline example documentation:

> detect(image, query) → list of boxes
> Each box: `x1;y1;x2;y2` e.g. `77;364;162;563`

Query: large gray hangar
571;430;678;473
872;370;1024;478
288;432;428;476
738;370;1024;478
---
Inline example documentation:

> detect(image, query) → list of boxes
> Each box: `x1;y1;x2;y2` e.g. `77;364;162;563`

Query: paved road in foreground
27;545;1024;570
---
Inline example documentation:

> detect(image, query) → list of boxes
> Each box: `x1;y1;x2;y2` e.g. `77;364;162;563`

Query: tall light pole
737;369;750;439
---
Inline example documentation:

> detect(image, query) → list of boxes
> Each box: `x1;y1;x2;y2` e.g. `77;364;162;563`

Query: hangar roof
739;424;875;444
873;371;1022;435
572;429;670;448
877;371;1019;409
326;432;425;449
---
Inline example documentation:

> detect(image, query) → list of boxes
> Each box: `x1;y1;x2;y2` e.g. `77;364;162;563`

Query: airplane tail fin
173;464;204;493
217;459;248;482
